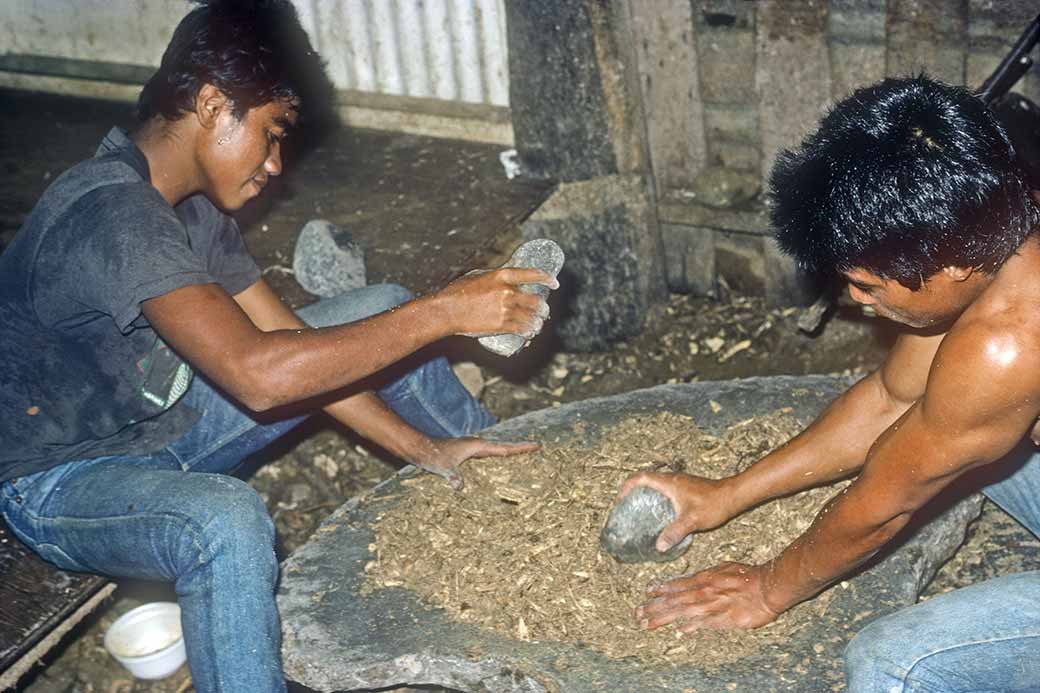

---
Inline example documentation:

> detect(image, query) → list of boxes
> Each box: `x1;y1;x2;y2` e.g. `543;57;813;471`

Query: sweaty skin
134;84;554;488
622;237;1040;633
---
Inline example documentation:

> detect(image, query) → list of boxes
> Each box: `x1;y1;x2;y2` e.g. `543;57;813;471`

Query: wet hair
137;0;333;130
769;75;1040;289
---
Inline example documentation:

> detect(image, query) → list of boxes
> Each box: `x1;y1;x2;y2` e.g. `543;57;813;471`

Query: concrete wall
632;0;1040;301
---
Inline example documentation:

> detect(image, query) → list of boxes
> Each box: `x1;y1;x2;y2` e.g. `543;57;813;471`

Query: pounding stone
292;219;366;298
279;375;984;692
478;239;565;357
600;486;693;563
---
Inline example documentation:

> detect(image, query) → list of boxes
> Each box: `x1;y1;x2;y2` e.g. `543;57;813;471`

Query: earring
217;135;231;146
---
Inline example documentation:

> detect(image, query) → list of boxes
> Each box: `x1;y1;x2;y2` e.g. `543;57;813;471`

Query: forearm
761;476;913;611
150;272;552;413
759;398;999;611
724;371;912;514
241;294;451;409
322;391;437;465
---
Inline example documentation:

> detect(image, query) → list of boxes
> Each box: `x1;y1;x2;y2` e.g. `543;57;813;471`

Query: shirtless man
621;75;1040;690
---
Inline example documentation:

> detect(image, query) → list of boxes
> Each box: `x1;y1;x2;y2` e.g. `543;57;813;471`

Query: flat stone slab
278;376;983;692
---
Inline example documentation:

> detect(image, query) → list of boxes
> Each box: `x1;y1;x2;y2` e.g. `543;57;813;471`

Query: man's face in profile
199;97;298;212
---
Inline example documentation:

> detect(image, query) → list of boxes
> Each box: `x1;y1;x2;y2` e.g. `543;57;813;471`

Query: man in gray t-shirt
0;127;259;481
0;3;555;691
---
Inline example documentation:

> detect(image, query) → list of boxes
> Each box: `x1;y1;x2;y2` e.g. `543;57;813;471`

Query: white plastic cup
103;602;187;680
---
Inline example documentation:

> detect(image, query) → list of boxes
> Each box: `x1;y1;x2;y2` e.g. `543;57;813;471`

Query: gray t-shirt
0;127;260;482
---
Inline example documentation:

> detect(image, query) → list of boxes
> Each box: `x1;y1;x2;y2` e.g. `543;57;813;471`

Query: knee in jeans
844;618;901;686
844;627;876;676
190;477;276;562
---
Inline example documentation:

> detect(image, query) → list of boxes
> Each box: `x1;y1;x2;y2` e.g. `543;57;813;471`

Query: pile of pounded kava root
363;410;850;667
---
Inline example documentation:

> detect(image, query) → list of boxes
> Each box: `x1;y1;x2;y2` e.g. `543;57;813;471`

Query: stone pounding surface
479;238;565;357
277;376;983;693
363;409;827;667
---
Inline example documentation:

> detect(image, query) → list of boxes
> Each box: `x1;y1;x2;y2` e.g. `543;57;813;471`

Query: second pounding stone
478;238;565;357
600;485;693;563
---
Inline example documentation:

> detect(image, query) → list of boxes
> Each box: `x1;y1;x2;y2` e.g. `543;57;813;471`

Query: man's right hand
618;472;738;552
433;268;557;339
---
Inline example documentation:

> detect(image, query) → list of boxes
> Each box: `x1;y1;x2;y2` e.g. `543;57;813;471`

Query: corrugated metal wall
0;1;512;108
297;0;510;107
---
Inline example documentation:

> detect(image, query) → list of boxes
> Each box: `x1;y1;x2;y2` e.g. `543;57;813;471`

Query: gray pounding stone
279;375;983;692
478;239;565;357
600;486;693;563
292;219;366;298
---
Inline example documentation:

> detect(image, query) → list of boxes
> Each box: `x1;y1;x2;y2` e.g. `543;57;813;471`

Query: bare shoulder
925;304;1040;422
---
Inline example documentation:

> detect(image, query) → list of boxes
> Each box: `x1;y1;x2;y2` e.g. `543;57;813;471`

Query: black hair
137;0;334;132
769;75;1040;289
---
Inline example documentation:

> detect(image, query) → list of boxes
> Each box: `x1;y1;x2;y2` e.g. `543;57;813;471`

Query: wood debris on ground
363;411;851;668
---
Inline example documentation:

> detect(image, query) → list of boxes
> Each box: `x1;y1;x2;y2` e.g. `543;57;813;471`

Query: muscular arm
624;331;943;547
230;279;434;462
640;320;1040;630
723;330;943;514
151;278;539;486
141;268;551;411
761;325;1040;612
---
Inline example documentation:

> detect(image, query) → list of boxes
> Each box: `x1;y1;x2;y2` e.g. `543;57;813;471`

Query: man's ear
194;84;229;130
942;265;974;282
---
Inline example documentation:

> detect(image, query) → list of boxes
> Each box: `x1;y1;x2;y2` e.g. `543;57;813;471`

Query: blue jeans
0;284;493;693
844;445;1040;692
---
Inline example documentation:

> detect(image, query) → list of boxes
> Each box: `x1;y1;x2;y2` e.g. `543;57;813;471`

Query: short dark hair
769;75;1040;289
137;0;333;129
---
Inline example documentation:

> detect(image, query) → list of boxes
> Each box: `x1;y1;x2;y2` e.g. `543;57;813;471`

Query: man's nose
847;285;875;305
264;144;282;176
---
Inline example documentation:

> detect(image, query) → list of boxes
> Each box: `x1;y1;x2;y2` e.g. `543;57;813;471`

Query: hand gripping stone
600;485;693;563
478;238;565;357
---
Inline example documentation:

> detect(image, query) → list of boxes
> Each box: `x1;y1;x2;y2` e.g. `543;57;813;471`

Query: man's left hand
413;437;540;490
637;562;781;632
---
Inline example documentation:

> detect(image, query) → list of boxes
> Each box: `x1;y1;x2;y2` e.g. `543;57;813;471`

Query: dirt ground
3;89;1038;692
